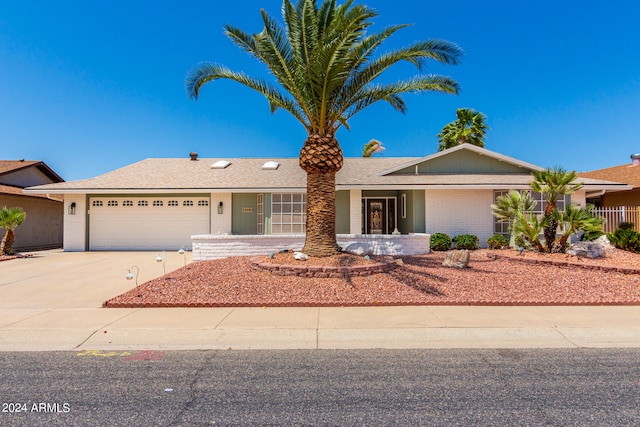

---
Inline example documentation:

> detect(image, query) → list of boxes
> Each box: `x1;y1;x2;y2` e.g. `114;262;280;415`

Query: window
493;190;566;234
123;200;133;207
168;200;179;207
92;200;103;207
153;200;163;207
257;194;264;234
401;193;407;219
271;193;306;234
198;200;209;207
107;200;118;207
183;200;194;206
138;200;148;207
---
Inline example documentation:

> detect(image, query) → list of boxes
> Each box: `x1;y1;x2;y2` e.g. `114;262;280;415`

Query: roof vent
262;161;279;170
211;160;231;169
631;153;640;166
189;152;198;161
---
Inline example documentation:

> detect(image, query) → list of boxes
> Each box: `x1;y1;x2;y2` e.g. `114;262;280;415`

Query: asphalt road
1;349;639;426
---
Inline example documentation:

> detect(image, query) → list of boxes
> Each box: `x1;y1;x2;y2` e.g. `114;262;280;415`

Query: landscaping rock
293;251;308;261
596;235;615;251
442;250;470;268
567;241;605;259
342;242;374;256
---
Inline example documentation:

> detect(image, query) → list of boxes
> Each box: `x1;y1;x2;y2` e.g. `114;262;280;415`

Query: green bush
619;222;635;231
581;229;604;241
430;233;452;251
487;234;509;249
514;235;530;249
608;228;640;253
452;234;480;250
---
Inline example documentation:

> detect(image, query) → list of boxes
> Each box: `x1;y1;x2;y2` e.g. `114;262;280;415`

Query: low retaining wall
191;233;431;261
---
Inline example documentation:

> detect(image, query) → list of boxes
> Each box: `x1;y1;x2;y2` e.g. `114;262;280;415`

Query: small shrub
608;228;640;253
487;234;509;249
430;233;452;251
514;235;530;249
619;222;635;231
452;234;480;250
581;229;604;241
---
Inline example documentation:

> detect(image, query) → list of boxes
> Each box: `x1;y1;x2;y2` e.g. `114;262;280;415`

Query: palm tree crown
437;108;488;151
186;0;462;256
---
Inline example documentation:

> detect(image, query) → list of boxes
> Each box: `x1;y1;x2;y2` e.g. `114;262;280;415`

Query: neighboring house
578;154;640;207
0;160;65;250
24;144;630;252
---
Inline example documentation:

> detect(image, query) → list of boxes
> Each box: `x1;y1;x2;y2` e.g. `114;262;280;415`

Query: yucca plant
186;0;462;256
0;206;27;255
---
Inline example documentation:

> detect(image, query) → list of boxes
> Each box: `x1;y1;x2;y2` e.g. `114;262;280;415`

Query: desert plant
619;222;635;231
0;206;27;255
552;204;605;253
430;233;452;251
487;234;509;249
452;234;479;250
514;235;530;249
608;228;640;253
186;0;462;256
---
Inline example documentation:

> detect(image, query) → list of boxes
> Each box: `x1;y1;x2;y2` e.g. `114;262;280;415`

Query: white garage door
89;197;211;250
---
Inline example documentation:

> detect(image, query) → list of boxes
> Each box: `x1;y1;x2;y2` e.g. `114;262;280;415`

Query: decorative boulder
566;241;605;259
442;250;470;268
293;251;309;261
342;242;374;256
596;235;615;251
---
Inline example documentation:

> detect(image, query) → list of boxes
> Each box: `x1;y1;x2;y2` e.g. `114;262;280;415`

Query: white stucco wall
571;190;587;208
349;189;362;234
425;189;494;247
63;194;86;251
210;192;232;234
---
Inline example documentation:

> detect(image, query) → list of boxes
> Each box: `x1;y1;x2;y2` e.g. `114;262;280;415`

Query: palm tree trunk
302;171;341;256
1;230;15;255
299;133;343;257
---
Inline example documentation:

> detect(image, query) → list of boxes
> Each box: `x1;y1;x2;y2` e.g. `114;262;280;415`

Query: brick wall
425;189;494;247
192;233;431;261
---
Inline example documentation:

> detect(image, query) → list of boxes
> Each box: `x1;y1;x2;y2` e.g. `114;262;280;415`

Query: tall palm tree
529;167;583;253
0;206;26;255
186;0;462;256
437;108;488;151
362;139;385;157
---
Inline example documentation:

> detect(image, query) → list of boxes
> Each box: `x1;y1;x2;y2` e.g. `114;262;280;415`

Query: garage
89;196;211;250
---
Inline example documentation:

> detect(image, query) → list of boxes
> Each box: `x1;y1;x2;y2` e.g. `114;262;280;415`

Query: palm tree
186;0;462;256
437;108;488;151
491;189;536;247
0;206;26;255
362;139;385;157
529;167;583;253
553;204;604;253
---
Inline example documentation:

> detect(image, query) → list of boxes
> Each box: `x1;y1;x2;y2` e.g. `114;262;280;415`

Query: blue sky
1;0;639;181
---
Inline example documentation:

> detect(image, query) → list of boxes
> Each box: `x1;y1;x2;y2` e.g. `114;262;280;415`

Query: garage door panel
89;197;210;250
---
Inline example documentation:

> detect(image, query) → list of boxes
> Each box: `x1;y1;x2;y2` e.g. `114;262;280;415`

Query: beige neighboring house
24;144;631;252
0;160;64;251
578;154;640;207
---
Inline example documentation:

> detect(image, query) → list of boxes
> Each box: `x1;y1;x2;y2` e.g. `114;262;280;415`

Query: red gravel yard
103;249;640;308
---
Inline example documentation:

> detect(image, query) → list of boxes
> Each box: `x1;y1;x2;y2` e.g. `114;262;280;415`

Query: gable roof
375;143;544;176
578;163;640;189
0;160;64;183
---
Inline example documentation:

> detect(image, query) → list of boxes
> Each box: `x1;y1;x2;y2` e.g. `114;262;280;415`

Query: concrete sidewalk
1;250;640;351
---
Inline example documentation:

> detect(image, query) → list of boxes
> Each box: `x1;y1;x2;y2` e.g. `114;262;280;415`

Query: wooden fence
592;206;640;233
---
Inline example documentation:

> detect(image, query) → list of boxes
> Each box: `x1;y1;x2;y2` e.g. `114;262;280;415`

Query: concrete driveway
2;250;640;351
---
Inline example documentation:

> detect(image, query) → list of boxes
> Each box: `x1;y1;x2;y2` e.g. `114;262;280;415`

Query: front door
364;198;396;234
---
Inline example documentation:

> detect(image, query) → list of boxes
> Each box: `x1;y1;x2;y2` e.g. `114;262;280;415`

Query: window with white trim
271;193;306;234
153;200;163;207
183;200;193;206
257;194;264;234
138;200;148;207
123;200;133;207
92;200;103;207
168;200;179;207
198;200;209;207
107;200;118;207
493;190;566;234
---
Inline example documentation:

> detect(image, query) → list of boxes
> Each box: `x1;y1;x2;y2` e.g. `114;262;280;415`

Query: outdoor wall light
218;201;223;214
178;246;187;267
68;202;76;215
